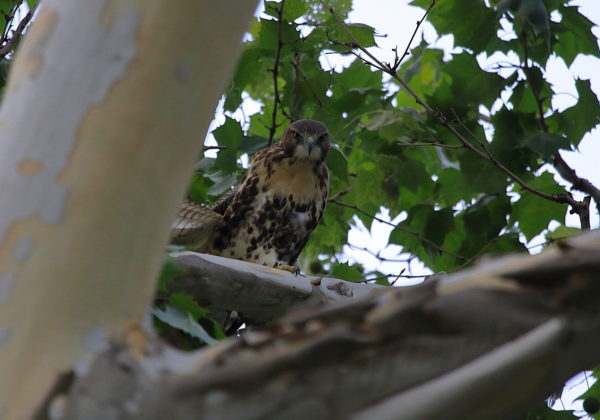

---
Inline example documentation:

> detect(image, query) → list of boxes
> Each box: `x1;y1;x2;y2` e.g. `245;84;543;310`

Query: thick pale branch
0;1;258;417
163;252;386;323
61;230;600;420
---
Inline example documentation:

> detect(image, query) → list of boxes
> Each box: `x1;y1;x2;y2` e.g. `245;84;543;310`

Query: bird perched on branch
171;119;330;271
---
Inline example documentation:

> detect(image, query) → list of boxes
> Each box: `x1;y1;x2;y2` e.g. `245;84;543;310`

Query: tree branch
160;252;386;323
267;0;287;146
519;31;597;228
0;4;34;59
329;198;468;262
321;1;588;219
62;230;600;420
397;141;464;149
390;0;435;72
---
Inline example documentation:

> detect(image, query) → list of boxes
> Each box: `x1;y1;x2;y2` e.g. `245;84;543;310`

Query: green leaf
428;53;505;112
499;0;550;43
457;194;512;258
458;151;509;194
546;225;580;242
511;172;567;241
485;231;527;254
205;170;238;196
489;109;539;177
156;255;183;292
152;306;218;346
578;370;600;408
326;144;348;182
327;22;377;49
524;132;568;159
188;172;213;204
237;135;269;155
511;68;552;115
256;18;299;51
363;110;403;131
303;204;350;258
213;117;244;148
553;79;600;147
411;0;497;53
345;23;377;48
212;117;244;174
169;292;209;319
330;262;364;282
436;168;478;207
283;1;309;21
397;47;446;106
554;6;600;67
389;205;456;269
0;0;12;13
224;47;264;111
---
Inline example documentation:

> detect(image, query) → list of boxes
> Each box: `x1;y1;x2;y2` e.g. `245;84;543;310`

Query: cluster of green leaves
154;256;224;349
189;0;599;284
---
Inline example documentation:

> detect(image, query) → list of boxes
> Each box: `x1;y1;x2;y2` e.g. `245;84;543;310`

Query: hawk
171;119;330;270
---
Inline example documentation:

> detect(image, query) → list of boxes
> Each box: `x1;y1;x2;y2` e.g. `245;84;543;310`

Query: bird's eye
294;132;302;141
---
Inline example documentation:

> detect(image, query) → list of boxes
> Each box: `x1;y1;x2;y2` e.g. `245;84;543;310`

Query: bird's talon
276;265;302;276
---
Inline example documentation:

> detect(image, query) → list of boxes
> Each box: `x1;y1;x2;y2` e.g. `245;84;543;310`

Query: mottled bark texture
61;230;600;420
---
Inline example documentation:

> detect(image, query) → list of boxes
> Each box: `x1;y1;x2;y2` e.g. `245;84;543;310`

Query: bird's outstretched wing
169;199;224;248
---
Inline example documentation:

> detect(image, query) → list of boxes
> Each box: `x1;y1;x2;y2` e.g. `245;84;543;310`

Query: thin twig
367;271;426;282
322;1;587;216
397;142;464;149
330;198;467;261
520;31;596;226
552;154;600;219
520;31;548;132
290;54;323;110
328;187;351;201
450;236;499;272
391;0;435;71
0;0;21;43
202;145;227;152
0;4;33;58
348;244;413;264
267;0;286;147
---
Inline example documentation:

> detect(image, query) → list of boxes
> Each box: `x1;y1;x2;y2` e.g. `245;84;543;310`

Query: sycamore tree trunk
0;1;257;418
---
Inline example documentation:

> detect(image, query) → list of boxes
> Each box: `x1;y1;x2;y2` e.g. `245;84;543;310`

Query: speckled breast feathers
207;119;330;267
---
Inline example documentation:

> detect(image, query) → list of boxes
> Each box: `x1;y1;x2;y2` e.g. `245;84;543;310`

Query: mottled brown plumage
171;119;330;268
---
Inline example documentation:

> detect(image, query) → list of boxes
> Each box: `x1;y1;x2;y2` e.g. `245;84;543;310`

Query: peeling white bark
0;1;258;418
62;230;600;420
165;252;388;323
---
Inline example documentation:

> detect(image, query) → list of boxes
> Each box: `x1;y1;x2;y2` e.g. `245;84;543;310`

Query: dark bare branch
519;31;596;227
0;4;34;58
267;0;288;146
391;0;435;71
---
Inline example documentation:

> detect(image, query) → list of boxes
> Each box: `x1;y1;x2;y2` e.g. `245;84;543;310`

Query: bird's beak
307;143;314;154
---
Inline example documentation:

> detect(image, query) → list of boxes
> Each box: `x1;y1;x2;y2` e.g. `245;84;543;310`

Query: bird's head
279;119;330;162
